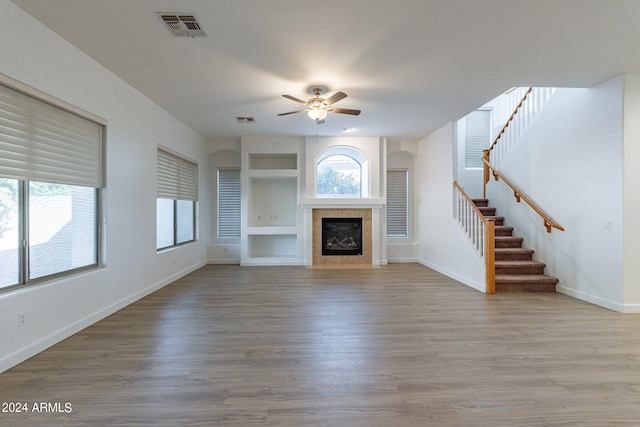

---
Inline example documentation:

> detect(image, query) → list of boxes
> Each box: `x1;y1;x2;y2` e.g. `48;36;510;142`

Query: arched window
316;148;368;198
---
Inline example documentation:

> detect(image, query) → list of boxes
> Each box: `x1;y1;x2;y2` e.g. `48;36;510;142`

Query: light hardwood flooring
1;263;640;426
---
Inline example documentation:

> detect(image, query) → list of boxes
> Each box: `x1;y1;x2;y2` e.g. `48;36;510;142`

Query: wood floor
1;264;640;426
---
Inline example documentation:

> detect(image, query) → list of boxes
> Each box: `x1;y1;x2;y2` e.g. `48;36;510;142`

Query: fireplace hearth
322;218;363;256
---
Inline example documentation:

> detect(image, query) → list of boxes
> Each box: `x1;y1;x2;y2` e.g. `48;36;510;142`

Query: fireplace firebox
322;217;363;256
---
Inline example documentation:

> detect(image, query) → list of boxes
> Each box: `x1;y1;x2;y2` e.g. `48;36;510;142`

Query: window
387;170;408;237
0;78;104;291
316;154;361;197
464;109;491;168
156;148;198;250
217;168;240;238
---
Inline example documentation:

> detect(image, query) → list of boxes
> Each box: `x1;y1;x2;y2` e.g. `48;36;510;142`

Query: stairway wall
416;123;485;291
485;77;629;311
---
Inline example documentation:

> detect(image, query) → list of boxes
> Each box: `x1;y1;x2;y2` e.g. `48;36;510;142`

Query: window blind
464;109;491;169
387;170;408;237
157;148;198;201
217;168;240;238
0;82;103;187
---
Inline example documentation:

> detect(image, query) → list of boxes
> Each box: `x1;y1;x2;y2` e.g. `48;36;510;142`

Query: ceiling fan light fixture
308;108;327;120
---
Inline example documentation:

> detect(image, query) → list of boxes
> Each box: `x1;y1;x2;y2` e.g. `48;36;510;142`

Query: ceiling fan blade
282;94;308;104
277;109;309;116
325;91;347;106
328;107;361;116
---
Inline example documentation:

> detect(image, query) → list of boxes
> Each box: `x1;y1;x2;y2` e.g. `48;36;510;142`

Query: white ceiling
9;0;640;142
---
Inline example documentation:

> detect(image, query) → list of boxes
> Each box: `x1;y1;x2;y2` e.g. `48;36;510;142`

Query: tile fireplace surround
312;208;372;266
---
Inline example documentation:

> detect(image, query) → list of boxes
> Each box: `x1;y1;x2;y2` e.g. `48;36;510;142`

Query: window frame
464;108;492;170
217;167;241;239
156;147;198;251
156;198;197;251
0;74;105;293
387;169;409;238
315;147;369;198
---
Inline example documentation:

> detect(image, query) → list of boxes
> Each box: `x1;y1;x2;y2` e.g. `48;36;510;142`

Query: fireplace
322;217;363;256
310;208;373;266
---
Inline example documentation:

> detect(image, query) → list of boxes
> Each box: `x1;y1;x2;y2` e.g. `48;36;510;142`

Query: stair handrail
481;157;564;233
483;87;556;191
488;87;532;154
454;181;495;294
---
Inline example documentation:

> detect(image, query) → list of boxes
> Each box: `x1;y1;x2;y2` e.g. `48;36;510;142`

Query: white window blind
157;148;198;201
0;82;103;187
387;170;408;237
217;168;240;238
464;109;491;169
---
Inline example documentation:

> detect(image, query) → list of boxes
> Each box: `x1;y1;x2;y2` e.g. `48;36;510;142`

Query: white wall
0;0;211;372
486;78;629;311
622;73;640;309
416;123;486;291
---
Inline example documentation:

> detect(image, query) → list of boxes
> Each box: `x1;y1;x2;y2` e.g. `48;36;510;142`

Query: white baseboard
240;259;305;267
207;258;241;265
556;285;636;313
418;258;485;292
387;257;419;263
0;261;206;374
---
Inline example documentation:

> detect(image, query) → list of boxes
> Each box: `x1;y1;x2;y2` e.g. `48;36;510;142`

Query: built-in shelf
247;169;298;178
242;143;302;266
248;176;298;227
248;234;298;258
249;153;297;170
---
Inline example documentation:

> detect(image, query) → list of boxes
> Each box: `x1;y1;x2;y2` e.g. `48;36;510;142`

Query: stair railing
454;181;495;294
484;87;556;191
481;158;564;233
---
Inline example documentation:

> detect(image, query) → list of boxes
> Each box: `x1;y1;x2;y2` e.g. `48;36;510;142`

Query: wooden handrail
481;158;565;233
454;181;490;223
487;87;532;154
453;181;496;294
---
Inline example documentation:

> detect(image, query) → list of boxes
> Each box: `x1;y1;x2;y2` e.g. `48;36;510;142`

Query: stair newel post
482;149;491;198
484;218;496;294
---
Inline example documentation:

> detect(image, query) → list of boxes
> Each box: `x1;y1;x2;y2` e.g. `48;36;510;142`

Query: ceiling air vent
236;116;256;124
157;13;205;37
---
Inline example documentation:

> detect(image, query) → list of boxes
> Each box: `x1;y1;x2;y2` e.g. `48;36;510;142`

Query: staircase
473;198;559;292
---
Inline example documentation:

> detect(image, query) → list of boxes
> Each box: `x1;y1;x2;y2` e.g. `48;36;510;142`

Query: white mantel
300;198;386;209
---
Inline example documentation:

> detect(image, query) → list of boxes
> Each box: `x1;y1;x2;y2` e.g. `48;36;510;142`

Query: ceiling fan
278;87;361;124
